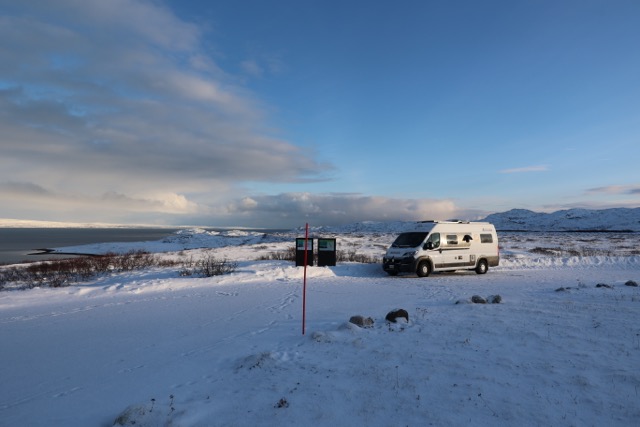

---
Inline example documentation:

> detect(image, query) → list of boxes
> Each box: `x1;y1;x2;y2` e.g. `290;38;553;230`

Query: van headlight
402;250;418;258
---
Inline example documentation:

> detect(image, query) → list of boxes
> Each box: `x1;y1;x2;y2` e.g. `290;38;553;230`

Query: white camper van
383;221;499;277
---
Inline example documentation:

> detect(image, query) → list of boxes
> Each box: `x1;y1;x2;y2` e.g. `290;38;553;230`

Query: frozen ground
1;226;639;426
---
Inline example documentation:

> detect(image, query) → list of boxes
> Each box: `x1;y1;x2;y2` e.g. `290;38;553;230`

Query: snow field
1;229;639;426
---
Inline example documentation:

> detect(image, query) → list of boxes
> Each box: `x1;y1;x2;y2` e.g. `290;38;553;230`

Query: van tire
387;271;398;276
417;261;431;277
475;259;488;274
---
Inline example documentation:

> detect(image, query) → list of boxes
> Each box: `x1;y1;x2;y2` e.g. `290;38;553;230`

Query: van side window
426;233;440;249
446;234;458;245
480;234;493;243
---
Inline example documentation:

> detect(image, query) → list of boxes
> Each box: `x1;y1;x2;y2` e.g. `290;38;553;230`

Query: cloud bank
586;185;640;195
207;193;479;228
0;0;332;225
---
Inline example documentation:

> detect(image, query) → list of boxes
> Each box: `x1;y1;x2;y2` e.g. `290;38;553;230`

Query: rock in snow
385;308;409;323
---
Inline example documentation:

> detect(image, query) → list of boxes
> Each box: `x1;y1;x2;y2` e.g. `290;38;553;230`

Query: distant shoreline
0;219;272;230
27;249;101;257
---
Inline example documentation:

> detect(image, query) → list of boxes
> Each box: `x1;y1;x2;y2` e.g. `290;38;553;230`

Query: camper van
383;221;499;277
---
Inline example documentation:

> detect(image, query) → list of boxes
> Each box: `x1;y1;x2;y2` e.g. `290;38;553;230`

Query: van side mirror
424;242;434;250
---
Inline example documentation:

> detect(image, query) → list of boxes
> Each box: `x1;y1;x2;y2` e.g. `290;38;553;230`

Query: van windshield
391;232;428;248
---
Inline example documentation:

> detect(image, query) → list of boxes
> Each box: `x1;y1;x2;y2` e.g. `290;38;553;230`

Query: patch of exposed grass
0;250;237;291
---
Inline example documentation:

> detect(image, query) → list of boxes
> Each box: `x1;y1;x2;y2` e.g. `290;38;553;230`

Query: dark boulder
385;309;409;323
349;315;374;328
471;295;487;304
489;295;502;304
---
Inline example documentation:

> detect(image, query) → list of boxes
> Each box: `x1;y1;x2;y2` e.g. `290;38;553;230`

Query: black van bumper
383;257;416;274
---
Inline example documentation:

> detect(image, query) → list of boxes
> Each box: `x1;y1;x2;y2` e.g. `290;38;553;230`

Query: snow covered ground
1;226;639;426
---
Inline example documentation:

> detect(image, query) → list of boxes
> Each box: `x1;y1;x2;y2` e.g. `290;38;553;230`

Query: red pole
302;222;309;335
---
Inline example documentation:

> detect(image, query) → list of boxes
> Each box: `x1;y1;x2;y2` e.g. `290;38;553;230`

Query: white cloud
216;193;474;228
0;181;199;222
240;197;259;209
499;165;549;174
586;184;640;195
0;0;329;225
541;200;640;211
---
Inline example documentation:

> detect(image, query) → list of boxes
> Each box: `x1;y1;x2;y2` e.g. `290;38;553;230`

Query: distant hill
305;207;640;234
2;208;638;233
482;208;640;232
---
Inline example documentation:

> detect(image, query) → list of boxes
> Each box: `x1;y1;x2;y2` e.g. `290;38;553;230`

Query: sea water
0;228;181;265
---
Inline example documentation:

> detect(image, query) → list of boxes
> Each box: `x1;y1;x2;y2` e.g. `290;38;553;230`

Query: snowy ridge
304;220;414;235
303;207;640;234
162;228;285;248
483;207;640;231
46;228;290;257
2;207;638;232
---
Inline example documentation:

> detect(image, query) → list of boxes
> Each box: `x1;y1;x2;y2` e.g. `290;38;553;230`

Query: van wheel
475;259;488;274
387;271;398;276
417;261;431;277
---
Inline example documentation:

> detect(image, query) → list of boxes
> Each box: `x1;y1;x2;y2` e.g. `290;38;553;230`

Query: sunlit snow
1;221;639;426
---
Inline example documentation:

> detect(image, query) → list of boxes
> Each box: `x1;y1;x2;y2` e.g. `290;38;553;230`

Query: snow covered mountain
1;208;639;233
307;208;640;234
482;208;640;231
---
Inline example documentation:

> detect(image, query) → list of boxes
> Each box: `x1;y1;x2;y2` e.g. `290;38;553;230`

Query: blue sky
1;0;639;227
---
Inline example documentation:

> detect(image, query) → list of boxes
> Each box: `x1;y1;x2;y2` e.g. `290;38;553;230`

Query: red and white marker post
302;222;309;335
